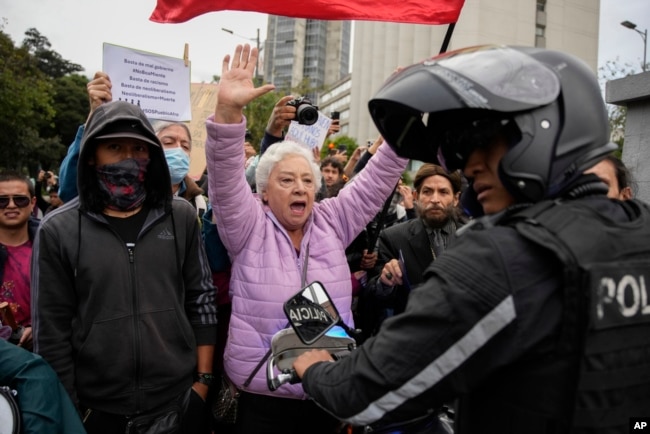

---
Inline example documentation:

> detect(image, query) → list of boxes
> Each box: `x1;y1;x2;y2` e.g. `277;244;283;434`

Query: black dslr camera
287;97;319;126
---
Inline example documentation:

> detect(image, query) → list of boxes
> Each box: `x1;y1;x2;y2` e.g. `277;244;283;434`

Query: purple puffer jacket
206;115;408;398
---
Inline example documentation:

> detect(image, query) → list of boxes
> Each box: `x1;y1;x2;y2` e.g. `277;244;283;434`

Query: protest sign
285;113;332;150
103;43;191;122
188;82;219;179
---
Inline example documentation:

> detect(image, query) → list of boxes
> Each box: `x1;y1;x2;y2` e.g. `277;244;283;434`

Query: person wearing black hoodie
31;100;217;433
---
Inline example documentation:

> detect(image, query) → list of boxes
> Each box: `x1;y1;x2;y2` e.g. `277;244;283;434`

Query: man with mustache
360;164;465;336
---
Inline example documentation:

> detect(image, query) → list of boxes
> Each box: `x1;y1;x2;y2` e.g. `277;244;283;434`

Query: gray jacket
31;101;217;414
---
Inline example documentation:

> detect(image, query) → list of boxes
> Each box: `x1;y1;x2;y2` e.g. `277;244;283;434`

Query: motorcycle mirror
283;282;340;345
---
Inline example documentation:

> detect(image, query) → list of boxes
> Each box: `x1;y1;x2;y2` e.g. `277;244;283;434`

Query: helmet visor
435;115;515;172
369;45;560;163
429;45;560;108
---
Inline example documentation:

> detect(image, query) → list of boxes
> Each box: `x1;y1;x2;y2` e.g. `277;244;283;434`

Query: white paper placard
103;43;191;121
286;112;332;150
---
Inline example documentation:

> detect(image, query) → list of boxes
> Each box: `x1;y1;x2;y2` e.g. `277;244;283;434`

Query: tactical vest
506;198;650;433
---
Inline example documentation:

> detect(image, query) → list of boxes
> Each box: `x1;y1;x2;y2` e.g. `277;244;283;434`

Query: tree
47;74;90;148
321;135;359;160
0;30;56;172
0;27;88;173
243;87;280;150
22;28;83;79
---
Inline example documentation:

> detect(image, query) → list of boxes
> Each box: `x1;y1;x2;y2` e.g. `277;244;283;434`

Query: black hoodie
31;101;217;415
78;101;172;213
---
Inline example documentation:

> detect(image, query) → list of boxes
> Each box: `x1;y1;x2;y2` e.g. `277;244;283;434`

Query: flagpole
439;23;456;54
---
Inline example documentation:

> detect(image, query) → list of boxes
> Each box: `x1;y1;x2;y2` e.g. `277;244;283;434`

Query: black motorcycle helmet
368;45;616;213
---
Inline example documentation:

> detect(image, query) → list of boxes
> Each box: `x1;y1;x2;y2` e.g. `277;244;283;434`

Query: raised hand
398;184;414;209
215;44;275;124
86;71;112;123
326;119;340;137
266;95;296;137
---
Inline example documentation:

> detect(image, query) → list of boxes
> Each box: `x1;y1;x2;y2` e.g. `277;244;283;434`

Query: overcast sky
1;0;648;83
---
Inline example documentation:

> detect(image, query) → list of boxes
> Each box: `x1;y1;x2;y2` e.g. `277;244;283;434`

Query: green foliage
332;135;358;151
243;84;280;151
22;28;83;79
48;74;90;146
0;30;56;172
321;135;359;160
401;171;413;187
0;28;89;174
291;77;321;98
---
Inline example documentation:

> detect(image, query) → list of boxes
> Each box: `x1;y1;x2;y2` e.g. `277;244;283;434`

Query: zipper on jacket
83;210;172;414
126;243;135;263
126;242;142;411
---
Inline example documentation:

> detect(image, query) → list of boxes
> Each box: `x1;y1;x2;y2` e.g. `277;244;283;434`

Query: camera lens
297;105;318;126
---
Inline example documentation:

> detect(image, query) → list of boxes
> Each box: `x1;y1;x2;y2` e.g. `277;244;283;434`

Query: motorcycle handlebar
268;369;300;391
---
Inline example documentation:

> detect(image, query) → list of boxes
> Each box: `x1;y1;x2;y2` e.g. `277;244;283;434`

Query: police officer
293;45;650;433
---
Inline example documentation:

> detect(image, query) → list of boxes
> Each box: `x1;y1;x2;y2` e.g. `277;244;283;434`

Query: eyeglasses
0;195;32;209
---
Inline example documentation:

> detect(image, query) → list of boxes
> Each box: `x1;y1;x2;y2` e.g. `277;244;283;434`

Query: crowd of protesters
1;41;646;434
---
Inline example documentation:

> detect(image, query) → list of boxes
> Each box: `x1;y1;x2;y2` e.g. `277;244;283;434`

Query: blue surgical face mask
164;148;190;185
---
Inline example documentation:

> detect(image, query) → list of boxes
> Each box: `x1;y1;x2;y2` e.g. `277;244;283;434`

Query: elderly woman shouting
205;44;408;434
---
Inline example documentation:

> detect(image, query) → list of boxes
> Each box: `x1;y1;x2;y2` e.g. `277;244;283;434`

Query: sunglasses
0;195;32;209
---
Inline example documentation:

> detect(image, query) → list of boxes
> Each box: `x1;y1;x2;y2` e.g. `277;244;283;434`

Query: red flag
150;0;465;25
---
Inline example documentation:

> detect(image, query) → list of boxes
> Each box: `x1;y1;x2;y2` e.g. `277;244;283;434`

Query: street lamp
621;20;648;72
222;27;261;79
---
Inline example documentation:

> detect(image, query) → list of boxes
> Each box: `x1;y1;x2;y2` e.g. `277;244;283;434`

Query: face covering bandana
165;148;190;185
96;158;149;211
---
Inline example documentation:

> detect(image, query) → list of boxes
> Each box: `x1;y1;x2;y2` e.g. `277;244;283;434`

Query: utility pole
256;28;261;81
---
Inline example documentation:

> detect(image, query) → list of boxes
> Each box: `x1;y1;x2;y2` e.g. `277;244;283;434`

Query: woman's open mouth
290;201;306;214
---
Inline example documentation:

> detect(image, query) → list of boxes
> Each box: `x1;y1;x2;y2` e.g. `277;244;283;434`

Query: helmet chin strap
558;173;609;199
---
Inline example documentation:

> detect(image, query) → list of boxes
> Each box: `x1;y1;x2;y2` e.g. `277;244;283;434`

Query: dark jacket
355;217;462;340
0;339;86;433
180;175;206;218
302;196;650;432
31;101;217;415
370;219;437;310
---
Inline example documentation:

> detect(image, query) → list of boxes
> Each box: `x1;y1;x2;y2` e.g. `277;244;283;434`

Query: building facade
347;0;601;143
318;74;352;136
263;16;351;100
